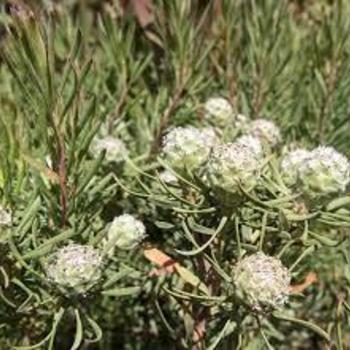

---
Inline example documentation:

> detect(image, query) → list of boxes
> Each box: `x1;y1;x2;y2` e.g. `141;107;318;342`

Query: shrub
1;1;350;349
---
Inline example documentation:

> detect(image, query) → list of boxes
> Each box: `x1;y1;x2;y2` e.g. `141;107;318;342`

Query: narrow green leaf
273;312;330;342
102;286;141;297
71;309;83;350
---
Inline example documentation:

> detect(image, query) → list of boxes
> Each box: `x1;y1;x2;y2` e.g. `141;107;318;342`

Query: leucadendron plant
2;1;350;349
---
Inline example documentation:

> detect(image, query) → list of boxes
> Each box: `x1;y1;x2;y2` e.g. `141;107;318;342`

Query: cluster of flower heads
91;135;128;163
233;252;291;312
162;96;350;199
202;97;280;146
44;215;146;294
281;146;350;196
162;96;279;193
45;244;104;294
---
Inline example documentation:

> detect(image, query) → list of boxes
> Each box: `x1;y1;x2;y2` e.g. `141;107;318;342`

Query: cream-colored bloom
281;148;311;186
233;252;291;312
204;97;233;125
162;126;218;173
104;214;146;251
91;136;128;162
299;146;350;195
248;119;281;147
235;135;263;159
205;142;261;193
45;244;103;294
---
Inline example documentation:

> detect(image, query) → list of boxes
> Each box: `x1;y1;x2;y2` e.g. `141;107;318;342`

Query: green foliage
0;0;350;349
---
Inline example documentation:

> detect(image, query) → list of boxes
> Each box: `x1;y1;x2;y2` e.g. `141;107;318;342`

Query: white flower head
248;119;281;147
235;135;263;159
104;214;146;251
281;148;311;186
233;252;291;312
162;126;218;173
159;170;178;185
299;146;350;195
0;206;12;227
91;136;128;162
205;141;261;193
204;97;233;125
45;244;103;294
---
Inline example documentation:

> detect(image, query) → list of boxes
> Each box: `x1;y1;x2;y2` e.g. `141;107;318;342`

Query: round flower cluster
104;214;146;251
162;126;218;173
233;252;291;312
281;148;311;186
298;146;350;196
45;244;103;294
248;119;281;147
91;136;128;162
205;141;261;194
204;97;233;126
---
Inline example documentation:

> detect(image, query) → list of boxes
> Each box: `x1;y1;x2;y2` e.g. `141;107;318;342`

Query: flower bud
162;127;218;173
91;136;128;162
0;206;12;227
248;119;281;147
233;252;291;312
204;97;233;126
299;146;350;195
45;244;103;294
159;170;178;185
233;113;249;130
104;214;146;251
205;142;261;194
281;148;311;186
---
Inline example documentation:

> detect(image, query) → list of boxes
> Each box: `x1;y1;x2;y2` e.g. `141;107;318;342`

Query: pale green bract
104;214;146;251
233;252;291;312
162;126;218;173
45;244;103;294
299;146;350;196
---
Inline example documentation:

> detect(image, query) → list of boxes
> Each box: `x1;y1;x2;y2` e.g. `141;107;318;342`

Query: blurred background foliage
0;0;350;349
